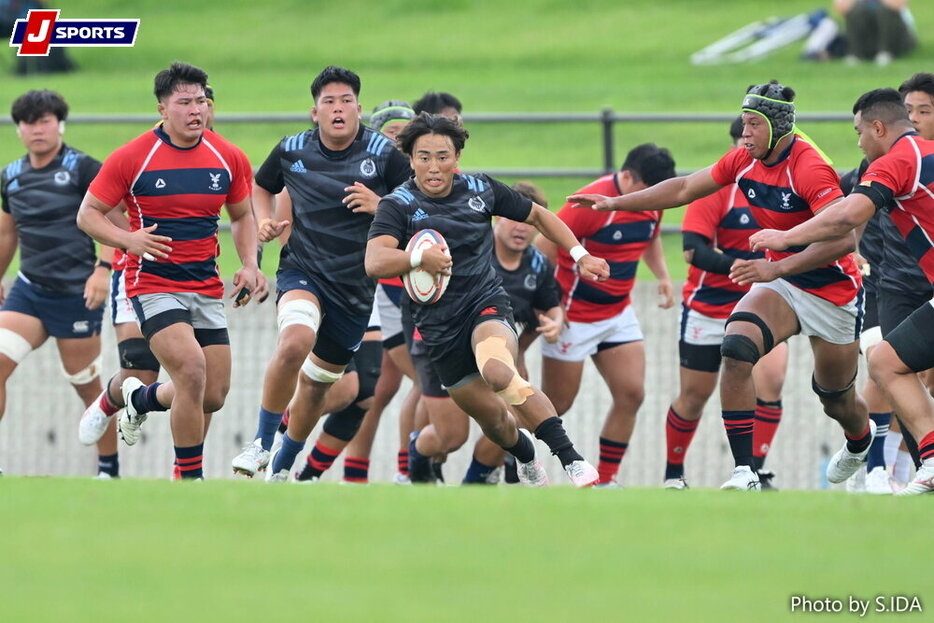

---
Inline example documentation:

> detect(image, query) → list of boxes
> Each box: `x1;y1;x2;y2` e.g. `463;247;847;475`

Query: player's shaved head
853;88;911;125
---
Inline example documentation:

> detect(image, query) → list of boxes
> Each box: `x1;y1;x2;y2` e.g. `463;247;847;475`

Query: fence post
601;107;615;174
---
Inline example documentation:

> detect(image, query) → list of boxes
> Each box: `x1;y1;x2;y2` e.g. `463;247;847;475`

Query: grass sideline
0;477;927;623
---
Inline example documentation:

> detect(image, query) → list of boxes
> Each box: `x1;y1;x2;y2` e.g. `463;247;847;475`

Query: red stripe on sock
98;391;120;416
753;403;783;459
666;407;700;465
919;431;934;461
176;455;202;465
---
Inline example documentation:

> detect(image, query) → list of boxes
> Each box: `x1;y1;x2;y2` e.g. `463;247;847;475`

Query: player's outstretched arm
525;203;609;281
569;166;721;212
749;194;875;252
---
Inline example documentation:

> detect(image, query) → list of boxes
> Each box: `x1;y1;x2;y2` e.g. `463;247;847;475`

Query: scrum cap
741;80;795;151
369;100;415;133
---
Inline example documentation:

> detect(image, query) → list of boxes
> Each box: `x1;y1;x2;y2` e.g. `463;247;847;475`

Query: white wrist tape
410;248;424;268
569;245;588;262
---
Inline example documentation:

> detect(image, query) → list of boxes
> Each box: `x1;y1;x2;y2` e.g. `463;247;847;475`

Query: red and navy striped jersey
861;132;934;285
711;137;860;306
682;181;763;318
89;127;251;298
554;174;662;322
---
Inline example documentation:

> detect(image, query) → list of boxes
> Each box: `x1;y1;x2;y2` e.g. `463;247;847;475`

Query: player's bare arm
749;194;876;252
82;246;114;310
642;234;675;308
569;166;722;212
342;181;380;214
77;191;173;259
732;230;857;286
226;196;260;306
524;202;609;281
365;234;450;279
253;184;290;243
535;306;563;344
0;210;19;304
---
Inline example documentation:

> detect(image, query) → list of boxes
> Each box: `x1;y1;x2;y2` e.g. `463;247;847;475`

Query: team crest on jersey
780;192;792;210
209;172;222;191
53;170;70;185
360;158;376;178
524;274;537;290
468;195;485;212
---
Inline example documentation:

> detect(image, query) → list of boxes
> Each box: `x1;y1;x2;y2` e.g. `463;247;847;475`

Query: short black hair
853;88;910;125
397;112;469;156
898;72;934;99
11;89;68;124
620;143;676;187
512;181;548;208
310;66;361;101
729;115;744;141
412;91;462;115
153;62;208;102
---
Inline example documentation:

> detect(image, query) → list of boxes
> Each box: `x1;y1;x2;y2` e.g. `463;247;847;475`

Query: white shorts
367;293;381;330
679;305;727;346
752;279;861;345
376;283;402;342
541;305;643;362
110;270;139;326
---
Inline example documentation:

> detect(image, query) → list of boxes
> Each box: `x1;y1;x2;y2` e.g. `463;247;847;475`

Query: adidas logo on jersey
290;160;307;173
7;180;19;192
411;208;429;222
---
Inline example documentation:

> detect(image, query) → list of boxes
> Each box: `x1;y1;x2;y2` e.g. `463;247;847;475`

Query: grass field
2;4;934;621
0;478;928;623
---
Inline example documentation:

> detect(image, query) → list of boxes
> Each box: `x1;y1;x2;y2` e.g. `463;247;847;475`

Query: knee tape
301;357;344;384
277;299;322;334
812;371;857;400
118;338;160;372
62;354;102;385
0;328;33;363
475;335;533;406
720;334;761;365
725;311;775;353
859;325;883;357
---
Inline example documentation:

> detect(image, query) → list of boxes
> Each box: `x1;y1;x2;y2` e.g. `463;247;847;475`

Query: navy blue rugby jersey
494;245;560;332
1;144;101;294
255;125;411;315
369;173;533;343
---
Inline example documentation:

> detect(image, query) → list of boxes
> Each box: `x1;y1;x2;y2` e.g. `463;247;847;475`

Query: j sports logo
9;10;139;56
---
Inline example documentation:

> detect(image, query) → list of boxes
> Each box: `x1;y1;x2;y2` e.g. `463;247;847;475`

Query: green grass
0;478;927;623
2;0;932;281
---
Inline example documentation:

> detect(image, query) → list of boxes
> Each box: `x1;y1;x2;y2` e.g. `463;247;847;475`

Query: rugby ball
403;229;451;304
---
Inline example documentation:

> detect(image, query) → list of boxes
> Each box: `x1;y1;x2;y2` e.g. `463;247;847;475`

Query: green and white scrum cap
742;80;796;151
369;100;415;133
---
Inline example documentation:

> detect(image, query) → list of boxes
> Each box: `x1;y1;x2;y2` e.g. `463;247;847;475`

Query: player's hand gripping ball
403;229;451;304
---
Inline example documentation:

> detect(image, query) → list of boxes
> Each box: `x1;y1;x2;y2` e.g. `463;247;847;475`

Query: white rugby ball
403;229;451;304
